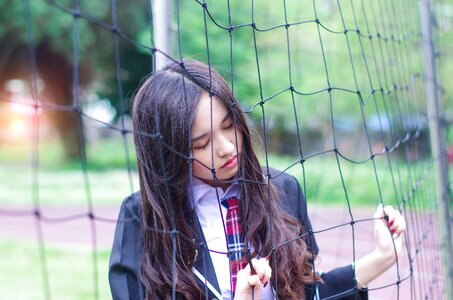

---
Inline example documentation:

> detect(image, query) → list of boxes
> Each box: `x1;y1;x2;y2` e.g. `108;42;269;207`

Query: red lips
222;155;238;169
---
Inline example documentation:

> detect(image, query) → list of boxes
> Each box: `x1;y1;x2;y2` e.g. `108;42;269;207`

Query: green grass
0;240;111;300
0;138;139;206
266;152;437;210
0;164;138;206
0;137;438;209
0;137;137;171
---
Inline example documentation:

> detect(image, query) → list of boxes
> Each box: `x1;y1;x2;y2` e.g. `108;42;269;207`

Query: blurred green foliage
1;0;450;116
1;0;449;146
175;0;429;127
0;0;153;117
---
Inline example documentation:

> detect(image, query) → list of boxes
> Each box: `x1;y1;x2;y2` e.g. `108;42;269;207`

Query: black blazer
109;171;368;300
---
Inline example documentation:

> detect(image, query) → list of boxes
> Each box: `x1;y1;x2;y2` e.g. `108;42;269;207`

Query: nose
216;133;235;158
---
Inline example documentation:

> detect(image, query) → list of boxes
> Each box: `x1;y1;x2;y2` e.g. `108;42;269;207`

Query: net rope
0;0;448;299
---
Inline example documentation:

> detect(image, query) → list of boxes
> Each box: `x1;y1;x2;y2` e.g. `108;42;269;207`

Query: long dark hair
132;60;319;299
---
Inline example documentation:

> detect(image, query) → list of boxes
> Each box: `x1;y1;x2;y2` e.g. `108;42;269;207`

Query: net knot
112;26;120;34
73;9;81;18
72;105;82;115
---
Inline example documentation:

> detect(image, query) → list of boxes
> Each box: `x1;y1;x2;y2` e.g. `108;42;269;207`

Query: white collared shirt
189;177;274;300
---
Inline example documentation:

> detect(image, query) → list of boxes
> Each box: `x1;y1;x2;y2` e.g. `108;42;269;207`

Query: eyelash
224;122;233;129
195;141;209;150
194;122;235;150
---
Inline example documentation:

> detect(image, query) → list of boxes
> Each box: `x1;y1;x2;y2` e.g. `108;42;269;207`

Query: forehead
192;93;228;133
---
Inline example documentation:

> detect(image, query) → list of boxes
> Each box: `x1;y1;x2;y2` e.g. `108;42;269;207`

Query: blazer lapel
192;216;222;299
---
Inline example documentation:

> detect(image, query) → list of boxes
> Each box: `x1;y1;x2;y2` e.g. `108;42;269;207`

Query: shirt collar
188;177;240;209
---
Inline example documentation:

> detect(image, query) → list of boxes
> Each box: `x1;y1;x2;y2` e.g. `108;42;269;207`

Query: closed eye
222;115;235;129
194;140;210;150
224;121;233;129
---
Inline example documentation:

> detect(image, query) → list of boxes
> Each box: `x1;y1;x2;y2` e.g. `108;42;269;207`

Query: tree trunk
36;41;83;162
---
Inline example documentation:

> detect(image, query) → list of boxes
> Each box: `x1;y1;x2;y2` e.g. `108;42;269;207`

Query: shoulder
264;167;304;216
119;191;142;218
111;191;143;263
265;167;301;196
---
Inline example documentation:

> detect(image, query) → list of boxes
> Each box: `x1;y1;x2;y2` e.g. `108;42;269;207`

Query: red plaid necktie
222;197;247;293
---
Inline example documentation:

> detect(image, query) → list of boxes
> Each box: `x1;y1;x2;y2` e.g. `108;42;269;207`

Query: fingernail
390;229;395;234
388;220;394;226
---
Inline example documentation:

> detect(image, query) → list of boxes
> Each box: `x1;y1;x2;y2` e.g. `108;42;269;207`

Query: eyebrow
191;114;231;142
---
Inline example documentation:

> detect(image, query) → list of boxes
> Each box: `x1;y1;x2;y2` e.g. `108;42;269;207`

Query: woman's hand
354;204;407;289
234;257;272;300
373;204;406;263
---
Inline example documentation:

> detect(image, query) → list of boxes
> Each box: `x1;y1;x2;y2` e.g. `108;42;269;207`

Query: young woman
109;60;406;300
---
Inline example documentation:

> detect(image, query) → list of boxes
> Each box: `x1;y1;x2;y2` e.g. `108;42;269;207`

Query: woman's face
191;92;243;189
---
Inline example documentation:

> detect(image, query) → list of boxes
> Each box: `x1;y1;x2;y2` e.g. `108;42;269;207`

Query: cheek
193;149;211;166
191;161;202;178
192;150;212;177
234;130;244;152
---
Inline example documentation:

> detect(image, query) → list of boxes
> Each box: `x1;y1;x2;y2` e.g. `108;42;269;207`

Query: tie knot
221;197;239;209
